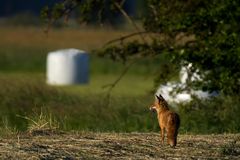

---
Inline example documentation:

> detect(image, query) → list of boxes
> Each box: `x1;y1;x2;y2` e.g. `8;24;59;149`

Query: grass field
0;26;160;133
0;26;239;135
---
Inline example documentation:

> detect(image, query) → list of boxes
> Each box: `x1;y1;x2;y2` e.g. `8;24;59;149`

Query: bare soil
0;131;239;160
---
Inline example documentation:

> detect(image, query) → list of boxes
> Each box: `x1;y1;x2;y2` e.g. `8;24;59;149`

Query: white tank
46;49;89;85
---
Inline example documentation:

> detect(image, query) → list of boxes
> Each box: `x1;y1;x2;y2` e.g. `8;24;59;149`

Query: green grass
0;72;158;132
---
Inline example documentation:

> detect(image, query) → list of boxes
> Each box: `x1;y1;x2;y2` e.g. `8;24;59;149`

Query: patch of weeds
16;108;60;135
220;139;240;156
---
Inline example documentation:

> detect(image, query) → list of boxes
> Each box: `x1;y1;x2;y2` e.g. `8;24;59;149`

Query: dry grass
0;26;131;51
0;132;239;159
16;109;60;135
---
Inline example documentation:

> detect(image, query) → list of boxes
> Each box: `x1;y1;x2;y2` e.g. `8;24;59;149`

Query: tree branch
103;31;150;47
44;0;80;34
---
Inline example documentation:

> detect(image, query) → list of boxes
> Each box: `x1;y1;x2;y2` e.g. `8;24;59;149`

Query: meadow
0;26;239;135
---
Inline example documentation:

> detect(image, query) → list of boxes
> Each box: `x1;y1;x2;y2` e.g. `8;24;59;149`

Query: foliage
144;0;240;95
42;0;240;95
41;0;124;26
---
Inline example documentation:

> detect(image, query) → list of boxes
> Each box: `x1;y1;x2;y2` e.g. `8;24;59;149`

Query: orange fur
150;94;180;147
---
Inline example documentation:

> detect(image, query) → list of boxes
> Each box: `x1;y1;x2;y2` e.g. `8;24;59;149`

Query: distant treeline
0;0;142;18
0;0;59;17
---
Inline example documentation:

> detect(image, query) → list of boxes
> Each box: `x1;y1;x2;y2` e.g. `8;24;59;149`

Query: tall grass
0;73;158;132
2;72;239;134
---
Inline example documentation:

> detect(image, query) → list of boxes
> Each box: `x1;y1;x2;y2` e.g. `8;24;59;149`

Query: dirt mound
0;132;239;159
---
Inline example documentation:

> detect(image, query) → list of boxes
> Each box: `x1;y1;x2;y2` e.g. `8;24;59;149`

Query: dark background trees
0;0;58;17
